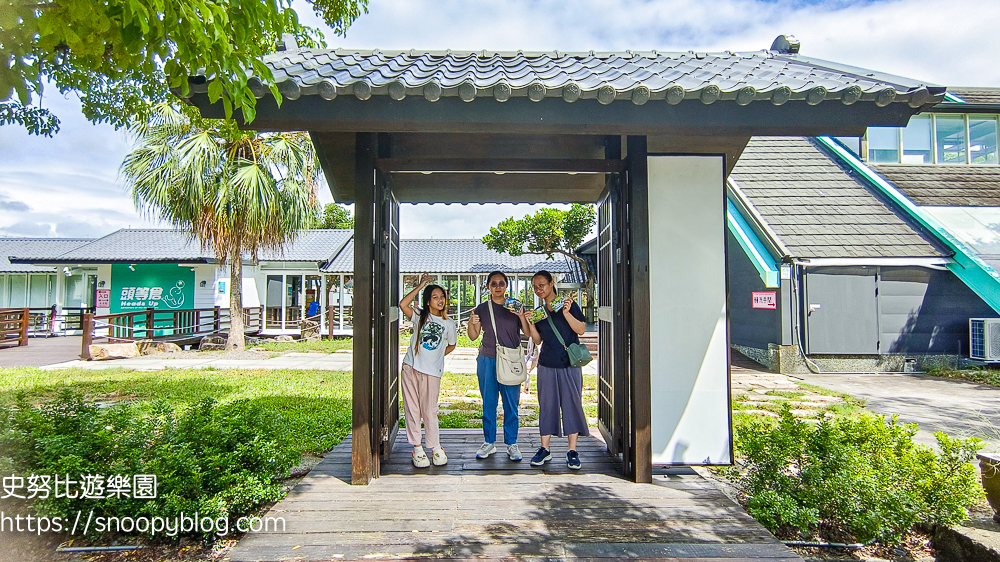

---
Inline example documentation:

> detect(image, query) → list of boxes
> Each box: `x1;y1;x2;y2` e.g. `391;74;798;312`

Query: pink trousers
401;363;442;449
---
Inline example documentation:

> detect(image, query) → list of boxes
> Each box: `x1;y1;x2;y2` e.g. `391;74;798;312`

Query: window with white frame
862;113;1000;165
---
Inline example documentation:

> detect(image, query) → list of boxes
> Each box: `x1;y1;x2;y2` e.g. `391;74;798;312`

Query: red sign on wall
96;289;111;308
752;291;777;310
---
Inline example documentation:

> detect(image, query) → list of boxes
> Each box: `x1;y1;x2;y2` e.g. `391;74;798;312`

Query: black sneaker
567;450;582;470
530;447;551;466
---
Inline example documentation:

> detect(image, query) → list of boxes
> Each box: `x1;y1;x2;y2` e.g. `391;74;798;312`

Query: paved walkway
39;347;600;374
229;428;800;562
792;372;1000;449
0;335;82;367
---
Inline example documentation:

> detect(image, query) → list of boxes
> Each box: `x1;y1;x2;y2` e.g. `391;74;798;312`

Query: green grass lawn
255;337;353;353
0;367;352;455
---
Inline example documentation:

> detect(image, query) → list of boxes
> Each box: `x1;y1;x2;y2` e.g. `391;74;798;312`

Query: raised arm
399;273;433;319
562;297;586;335
467;307;482;340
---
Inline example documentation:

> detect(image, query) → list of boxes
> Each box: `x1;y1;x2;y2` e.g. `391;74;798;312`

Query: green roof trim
943;92;966;103
816;135;1000;314
727;198;780;288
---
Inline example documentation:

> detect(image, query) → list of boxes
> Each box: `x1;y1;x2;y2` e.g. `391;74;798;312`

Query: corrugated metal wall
799;265;998;355
879;267;996;355
726;230;781;350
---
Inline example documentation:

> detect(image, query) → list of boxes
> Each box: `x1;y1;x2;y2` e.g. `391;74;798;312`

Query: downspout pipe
815;136;1000;315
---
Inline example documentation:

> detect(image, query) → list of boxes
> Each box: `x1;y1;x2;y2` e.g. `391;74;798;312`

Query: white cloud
1;0;998;241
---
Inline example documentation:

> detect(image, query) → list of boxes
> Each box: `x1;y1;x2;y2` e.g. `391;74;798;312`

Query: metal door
597;173;631;477
372;175;401;468
806;267;879;354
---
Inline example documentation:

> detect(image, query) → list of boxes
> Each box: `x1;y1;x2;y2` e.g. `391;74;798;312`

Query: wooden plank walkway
0;335;83;367
230;428;800;561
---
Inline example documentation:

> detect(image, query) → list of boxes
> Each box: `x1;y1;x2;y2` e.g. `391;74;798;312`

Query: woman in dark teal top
522;270;589;470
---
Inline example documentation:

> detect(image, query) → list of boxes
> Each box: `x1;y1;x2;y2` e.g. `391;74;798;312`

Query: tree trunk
227;255;246;351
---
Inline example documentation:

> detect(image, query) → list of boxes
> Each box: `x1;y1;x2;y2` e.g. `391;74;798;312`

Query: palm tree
121;103;318;350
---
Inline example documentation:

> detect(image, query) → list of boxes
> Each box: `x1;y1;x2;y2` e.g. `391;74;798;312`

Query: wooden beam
197;95;920;136
388;172;606;204
375;158;626;173
351;132;377;485
626;135;653;484
647;135;751;177
310;132;356;203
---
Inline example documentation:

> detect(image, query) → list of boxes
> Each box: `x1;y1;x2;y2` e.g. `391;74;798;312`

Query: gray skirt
536;365;591;438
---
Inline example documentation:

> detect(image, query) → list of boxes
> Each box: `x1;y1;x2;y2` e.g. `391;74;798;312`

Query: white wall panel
647;155;732;465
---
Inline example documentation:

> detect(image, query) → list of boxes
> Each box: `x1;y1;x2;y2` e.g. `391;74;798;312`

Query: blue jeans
477;355;520;445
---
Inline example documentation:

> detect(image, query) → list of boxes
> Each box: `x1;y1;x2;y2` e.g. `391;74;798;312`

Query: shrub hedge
0;390;300;537
730;406;984;543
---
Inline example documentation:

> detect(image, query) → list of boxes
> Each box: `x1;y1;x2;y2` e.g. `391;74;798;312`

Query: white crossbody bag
487;301;527;385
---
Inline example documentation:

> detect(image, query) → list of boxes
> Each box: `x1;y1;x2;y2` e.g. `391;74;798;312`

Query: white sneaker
476;442;497;459
507;444;522;462
432;446;448;466
412;446;430;468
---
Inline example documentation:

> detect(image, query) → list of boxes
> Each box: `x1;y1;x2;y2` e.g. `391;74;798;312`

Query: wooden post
352;132;377;485
81;313;94;359
627;135;652;484
18;308;28;346
145;307;154;340
214;306;221;333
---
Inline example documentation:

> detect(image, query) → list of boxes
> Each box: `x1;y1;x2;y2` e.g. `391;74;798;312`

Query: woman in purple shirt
467;270;531;461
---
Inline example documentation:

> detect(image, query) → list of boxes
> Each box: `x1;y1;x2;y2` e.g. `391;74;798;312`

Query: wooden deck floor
230;428;799;562
0;335;82;367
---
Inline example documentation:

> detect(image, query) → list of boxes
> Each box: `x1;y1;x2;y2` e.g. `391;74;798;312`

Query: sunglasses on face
489;281;507;288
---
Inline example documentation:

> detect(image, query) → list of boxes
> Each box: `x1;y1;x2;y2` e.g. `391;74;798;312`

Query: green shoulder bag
544;311;593;368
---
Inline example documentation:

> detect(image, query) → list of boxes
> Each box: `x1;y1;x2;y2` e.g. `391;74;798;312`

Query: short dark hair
487;270;509;287
532;270;554;283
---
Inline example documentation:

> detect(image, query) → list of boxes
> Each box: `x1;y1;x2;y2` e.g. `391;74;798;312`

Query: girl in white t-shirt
399;274;458;468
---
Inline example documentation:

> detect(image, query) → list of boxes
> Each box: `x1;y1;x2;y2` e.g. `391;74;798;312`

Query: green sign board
111;264;195;314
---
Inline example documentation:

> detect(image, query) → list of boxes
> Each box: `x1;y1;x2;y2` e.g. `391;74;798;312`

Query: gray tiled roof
0;238;92;273
870;165;1000;206
258;229;352;261
730;137;945;259
10;229;354;264
231;47;940;108
322;239;576;274
945;87;1000;105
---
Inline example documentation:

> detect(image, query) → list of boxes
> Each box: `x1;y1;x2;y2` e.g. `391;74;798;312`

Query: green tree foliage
483;204;597;314
0;0;367;135
731;406;984;543
121;103;318;350
312;203;354;229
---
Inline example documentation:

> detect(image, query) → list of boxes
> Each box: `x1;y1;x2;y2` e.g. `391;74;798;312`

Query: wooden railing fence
0;308;29;348
81;306;264;359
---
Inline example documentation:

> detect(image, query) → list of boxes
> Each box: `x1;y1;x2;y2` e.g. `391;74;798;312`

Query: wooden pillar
627;135;652;484
352;132;378;485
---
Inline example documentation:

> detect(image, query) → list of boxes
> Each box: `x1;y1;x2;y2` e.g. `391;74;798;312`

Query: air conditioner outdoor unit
969;318;1000;361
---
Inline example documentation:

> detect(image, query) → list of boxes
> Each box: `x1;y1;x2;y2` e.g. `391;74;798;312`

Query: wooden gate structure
186;36;943;484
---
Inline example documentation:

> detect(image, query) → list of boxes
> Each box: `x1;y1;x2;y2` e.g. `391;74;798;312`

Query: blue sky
1;0;998;240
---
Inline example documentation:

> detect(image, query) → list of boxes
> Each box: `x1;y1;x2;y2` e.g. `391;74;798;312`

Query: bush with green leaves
0;391;299;536
731;407;984;543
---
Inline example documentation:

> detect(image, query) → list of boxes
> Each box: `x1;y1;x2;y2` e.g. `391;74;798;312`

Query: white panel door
647;155;732;465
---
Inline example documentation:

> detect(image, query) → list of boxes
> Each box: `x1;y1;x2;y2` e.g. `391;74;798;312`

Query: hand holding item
419;273;434;287
469;312;481;328
528;308;548;324
561;297;574;314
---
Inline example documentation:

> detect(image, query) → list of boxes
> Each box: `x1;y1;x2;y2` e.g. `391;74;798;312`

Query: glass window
28;274;51;307
901;115;932;164
970;115;999;165
285;275;302;326
8;274;26;307
867;127;899;162
936;115;967;163
834;136;861;156
265;275;283;328
65;274;87;307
